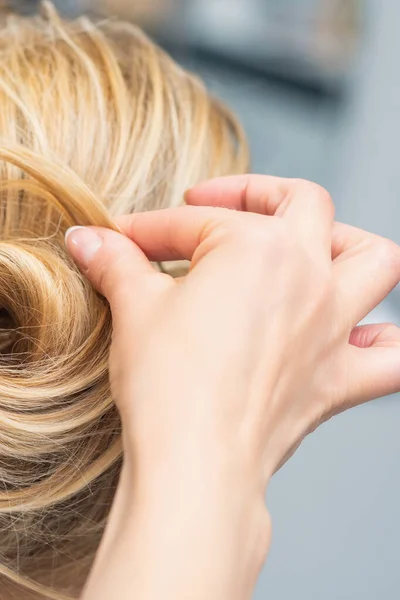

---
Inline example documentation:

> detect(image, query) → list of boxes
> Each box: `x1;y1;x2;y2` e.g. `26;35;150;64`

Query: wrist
87;456;271;600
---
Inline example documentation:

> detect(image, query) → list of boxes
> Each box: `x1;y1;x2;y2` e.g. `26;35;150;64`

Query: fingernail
183;188;192;203
65;226;103;269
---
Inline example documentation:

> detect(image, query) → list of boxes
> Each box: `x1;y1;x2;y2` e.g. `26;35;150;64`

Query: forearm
82;454;271;600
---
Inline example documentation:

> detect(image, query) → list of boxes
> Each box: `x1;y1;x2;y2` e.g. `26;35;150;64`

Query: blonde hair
0;2;248;598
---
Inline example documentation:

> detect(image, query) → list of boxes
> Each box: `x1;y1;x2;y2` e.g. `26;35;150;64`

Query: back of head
0;2;248;598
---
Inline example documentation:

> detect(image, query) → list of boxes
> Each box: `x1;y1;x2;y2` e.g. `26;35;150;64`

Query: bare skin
65;175;400;600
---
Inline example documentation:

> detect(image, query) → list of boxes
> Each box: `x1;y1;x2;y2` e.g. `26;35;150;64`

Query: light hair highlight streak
0;2;248;597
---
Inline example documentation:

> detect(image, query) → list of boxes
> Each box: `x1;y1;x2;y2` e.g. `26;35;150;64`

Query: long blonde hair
0;2;248;598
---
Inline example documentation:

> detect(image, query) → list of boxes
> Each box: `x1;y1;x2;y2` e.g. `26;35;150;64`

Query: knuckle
213;214;294;261
382;323;400;338
294;179;334;210
380;323;400;342
319;188;334;212
201;210;238;241
375;238;400;267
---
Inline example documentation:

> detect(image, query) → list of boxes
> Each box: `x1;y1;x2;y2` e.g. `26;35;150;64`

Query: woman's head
0;2;248;598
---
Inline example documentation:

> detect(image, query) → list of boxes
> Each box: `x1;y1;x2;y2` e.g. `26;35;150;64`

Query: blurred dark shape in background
14;0;363;95
99;0;363;97
63;0;363;203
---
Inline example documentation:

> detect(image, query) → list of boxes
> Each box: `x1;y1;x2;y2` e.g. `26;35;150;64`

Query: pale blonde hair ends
0;2;248;598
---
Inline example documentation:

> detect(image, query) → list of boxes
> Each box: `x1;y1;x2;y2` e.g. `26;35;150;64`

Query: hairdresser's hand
66;175;400;600
183;175;400;453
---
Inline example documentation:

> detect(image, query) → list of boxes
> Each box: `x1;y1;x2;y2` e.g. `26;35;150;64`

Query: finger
349;323;400;348
186;180;382;267
331;222;395;261
347;326;400;403
185;174;335;257
115;206;241;262
188;184;400;326
332;225;400;327
64;226;165;320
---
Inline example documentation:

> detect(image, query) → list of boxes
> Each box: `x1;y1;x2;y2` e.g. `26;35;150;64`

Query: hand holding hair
65;175;400;600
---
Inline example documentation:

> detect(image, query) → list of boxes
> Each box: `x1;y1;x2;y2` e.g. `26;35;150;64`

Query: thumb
65;226;159;315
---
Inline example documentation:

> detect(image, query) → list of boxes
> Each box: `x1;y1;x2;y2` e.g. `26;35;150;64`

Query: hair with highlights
0;2;248;598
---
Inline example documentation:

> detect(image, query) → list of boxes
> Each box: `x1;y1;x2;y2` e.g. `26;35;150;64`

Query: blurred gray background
47;0;400;597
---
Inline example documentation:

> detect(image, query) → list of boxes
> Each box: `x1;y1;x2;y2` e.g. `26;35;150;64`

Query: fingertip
65;226;103;270
113;214;134;236
350;323;400;349
183;188;193;204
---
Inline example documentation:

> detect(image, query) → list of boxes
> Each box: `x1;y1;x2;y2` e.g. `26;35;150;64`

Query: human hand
100;176;400;476
183;174;400;467
66;175;400;600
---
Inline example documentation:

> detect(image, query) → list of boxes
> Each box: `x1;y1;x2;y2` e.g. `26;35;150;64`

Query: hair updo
0;2;248;598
